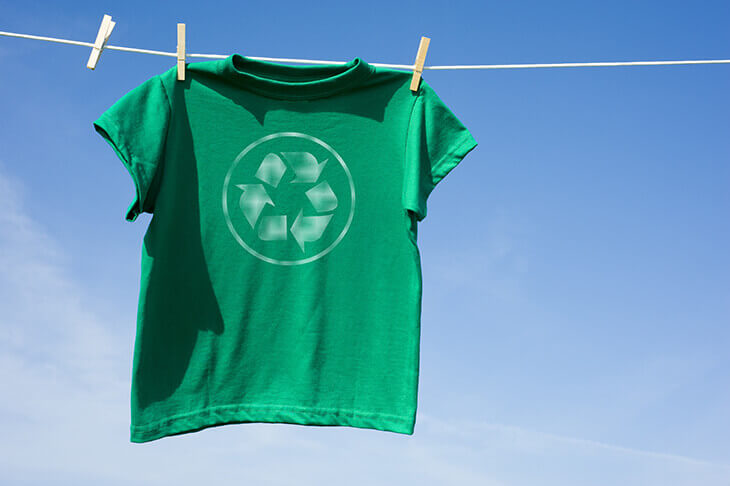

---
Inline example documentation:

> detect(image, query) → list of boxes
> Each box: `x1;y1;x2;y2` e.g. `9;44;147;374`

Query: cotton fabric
93;53;477;443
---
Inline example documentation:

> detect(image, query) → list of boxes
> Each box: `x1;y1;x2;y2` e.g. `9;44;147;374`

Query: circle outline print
222;132;356;265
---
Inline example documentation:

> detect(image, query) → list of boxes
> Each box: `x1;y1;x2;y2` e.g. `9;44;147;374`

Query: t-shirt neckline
220;53;374;100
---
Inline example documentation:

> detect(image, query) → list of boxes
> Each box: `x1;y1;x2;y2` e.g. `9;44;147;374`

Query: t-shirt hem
413;130;478;222
430;130;478;189
92;115;144;222
130;403;416;443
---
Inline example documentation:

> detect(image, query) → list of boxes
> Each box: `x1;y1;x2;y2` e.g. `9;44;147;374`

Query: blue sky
1;1;728;484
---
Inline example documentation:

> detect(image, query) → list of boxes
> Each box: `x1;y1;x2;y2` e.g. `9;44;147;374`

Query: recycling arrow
255;153;287;188
258;215;288;240
290;209;333;252
305;180;338;212
236;184;273;228
282;152;328;183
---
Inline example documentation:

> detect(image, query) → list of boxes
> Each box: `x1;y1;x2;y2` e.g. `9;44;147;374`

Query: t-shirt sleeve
403;79;478;222
93;74;171;222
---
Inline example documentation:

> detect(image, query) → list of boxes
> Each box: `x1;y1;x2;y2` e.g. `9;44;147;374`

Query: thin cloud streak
0;163;727;486
420;414;730;470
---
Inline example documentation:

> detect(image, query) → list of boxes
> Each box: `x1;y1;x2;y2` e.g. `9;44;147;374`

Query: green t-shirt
93;53;477;443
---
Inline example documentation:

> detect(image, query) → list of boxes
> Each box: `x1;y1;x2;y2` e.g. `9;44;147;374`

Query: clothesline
2;29;730;71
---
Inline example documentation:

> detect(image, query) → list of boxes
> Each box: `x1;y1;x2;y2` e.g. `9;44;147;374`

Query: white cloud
0;164;727;486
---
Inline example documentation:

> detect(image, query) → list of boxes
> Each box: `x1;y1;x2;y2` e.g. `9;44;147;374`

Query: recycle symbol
235;151;338;252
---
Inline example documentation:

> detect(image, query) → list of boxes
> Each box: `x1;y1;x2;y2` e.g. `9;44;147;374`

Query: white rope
427;59;730;69
2;29;729;71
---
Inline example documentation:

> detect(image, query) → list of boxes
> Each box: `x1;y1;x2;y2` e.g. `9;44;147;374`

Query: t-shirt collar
220;53;374;100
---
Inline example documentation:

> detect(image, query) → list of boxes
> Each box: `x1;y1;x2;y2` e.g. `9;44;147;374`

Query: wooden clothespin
177;23;186;81
87;14;115;70
410;36;430;92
